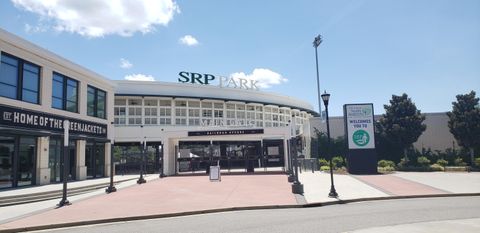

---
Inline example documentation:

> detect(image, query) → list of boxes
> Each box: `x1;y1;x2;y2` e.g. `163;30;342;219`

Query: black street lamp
137;126;146;184
286;120;294;183
313;35;323;121
290;115;304;194
58;120;71;207
159;144;165;178
106;137;117;193
321;91;338;198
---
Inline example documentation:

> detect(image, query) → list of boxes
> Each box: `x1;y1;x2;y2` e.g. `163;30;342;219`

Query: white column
36;136;50;185
76;140;87;180
104;142;112;176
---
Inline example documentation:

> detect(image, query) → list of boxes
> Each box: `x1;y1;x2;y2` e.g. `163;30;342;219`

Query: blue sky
1;0;479;116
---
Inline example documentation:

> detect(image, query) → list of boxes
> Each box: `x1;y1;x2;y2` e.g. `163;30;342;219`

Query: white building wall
1;29;115;185
310;112;458;152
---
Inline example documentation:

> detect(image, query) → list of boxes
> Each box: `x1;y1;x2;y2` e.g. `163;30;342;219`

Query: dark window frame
52;72;79;113
0;52;41;104
87;85;107;119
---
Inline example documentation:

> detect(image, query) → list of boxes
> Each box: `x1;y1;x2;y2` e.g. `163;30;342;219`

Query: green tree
447;91;480;166
376;93;426;162
311;128;346;160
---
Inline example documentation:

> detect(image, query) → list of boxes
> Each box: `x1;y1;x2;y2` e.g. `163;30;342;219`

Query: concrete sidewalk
0;171;479;232
298;171;480;203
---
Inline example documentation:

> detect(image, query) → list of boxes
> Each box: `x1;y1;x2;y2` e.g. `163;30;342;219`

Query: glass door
17;137;36;187
0;136;15;189
86;141;104;179
49;138;61;182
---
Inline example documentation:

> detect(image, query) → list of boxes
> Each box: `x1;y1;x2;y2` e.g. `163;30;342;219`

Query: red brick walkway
0;175;296;231
354;175;449;196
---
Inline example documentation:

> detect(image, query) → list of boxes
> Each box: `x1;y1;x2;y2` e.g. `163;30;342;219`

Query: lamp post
159;144;165;178
321;91;338;198
291;115;304;194
137;126;146;184
313;34;323;121
287;120;294;183
58;120;70;207
106;137;117;193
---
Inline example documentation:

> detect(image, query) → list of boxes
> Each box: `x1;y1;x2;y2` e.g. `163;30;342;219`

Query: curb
2;192;480;233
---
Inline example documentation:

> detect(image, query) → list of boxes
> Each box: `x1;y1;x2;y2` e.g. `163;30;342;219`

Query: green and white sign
345;104;375;149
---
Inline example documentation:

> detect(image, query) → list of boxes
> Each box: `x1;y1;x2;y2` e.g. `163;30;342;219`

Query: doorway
86;141;105;179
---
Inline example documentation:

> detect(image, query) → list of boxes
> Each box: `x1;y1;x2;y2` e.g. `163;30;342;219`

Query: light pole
291;115;304;194
321;91;338;198
137;126;146;184
313;34;323;121
106;134;117;193
287;120;294;183
58;120;70;207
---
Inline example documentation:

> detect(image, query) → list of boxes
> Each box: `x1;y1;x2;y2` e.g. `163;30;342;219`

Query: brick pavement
0;174;296;231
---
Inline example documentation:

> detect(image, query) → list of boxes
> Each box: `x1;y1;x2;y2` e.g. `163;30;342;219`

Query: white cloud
124;74;155;81
24;23;47;34
120;58;132;69
179;35;199;46
12;0;180;38
230;68;288;88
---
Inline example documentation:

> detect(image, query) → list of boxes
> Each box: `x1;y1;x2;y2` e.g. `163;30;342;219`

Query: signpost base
347;149;378;174
292;183;304;194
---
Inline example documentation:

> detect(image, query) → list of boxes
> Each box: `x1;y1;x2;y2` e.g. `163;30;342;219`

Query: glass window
202;109;212;118
201;102;212;108
144;99;157;106
214;110;223;118
175;100;187;107
114;99;126;105
214;103;224;109
52;72;78;113
128;99;142;106
176;108;186;117
188;101;200;108
87;87;95;116
87;86;107;118
0;53;40;103
159;100;171;106
189;109;200;117
226;103;236;110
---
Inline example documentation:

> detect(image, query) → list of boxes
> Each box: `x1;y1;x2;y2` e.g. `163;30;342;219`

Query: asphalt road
32;196;480;233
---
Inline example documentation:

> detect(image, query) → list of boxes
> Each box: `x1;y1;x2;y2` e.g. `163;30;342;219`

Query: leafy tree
311;128;346;160
447;91;480;166
376;93;426;162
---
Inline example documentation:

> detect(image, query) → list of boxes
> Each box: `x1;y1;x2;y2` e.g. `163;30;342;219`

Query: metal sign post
58;120;71;207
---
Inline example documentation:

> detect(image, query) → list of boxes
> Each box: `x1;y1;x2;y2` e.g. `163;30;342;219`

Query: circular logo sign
352;130;370;147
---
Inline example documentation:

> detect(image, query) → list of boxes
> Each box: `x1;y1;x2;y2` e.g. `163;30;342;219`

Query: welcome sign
344;104;375;149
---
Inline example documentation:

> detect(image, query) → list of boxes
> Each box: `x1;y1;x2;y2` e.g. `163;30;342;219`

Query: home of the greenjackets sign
0;104;107;138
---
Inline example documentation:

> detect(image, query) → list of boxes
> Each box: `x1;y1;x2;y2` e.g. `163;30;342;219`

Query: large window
87;85;106;118
52;72;78;112
0;53;40;104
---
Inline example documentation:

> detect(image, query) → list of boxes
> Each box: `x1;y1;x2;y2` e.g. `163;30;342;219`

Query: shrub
378;160;396;168
332;156;344;169
397;157;410;168
378;166;395;173
475;157;480;167
436;159;448;167
320;165;330;171
417;156;431;167
318;158;329;167
430;164;444;171
454;157;467;166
